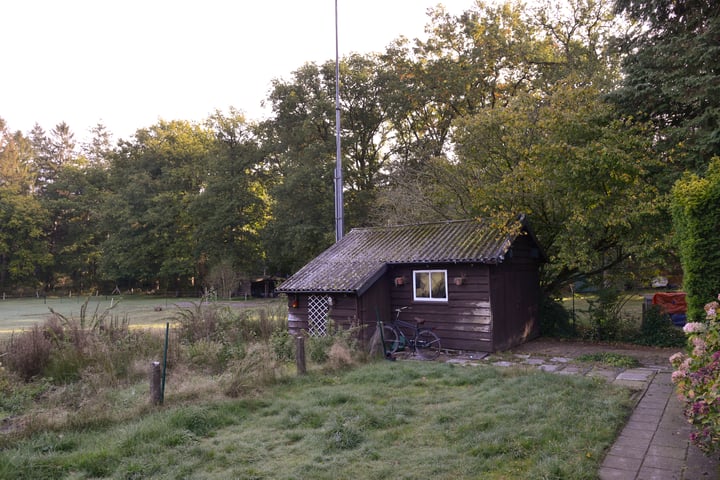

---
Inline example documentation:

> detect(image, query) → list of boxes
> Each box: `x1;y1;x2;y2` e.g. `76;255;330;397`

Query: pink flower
670;352;686;365
692;336;707;355
672;369;687;382
684;322;707;334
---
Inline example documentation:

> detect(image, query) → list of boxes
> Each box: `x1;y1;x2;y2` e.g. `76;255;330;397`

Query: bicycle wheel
415;330;441;360
382;325;400;354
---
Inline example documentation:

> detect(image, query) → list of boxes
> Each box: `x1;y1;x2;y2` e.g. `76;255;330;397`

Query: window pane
431;271;446;299
415;271;430;298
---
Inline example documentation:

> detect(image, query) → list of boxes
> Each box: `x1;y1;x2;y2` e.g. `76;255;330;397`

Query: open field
0;296;284;336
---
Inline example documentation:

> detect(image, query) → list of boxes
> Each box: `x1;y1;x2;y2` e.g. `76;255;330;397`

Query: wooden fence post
295;336;306;375
150;361;162;405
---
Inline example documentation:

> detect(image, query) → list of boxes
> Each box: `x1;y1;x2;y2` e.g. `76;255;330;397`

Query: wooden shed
276;217;545;352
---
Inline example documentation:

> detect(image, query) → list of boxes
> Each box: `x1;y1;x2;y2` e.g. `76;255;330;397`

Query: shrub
539;296;574;337
174;302;224;344
270;329;295;361
671;159;720;321
636;305;686;347
185;339;230;374
670;294;720;454
222;343;283;397
583;288;634;342
3;324;53;381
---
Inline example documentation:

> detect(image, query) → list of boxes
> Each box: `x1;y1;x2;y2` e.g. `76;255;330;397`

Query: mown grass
0;296;282;336
0;361;634;480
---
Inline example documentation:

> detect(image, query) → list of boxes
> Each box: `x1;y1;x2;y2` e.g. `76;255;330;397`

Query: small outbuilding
276;217;545;352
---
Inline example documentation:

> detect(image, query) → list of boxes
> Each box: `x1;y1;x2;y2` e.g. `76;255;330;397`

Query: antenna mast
334;0;344;242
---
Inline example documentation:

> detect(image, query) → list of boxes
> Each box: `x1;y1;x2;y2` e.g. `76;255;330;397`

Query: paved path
444;350;719;479
599;371;718;480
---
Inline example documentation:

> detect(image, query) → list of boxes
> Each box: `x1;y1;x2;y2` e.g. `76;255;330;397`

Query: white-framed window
413;270;448;302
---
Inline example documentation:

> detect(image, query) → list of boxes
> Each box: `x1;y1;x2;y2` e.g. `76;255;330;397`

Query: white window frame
413;269;448;302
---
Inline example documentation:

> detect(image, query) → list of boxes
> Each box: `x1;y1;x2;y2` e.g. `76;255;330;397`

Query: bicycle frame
382;307;441;360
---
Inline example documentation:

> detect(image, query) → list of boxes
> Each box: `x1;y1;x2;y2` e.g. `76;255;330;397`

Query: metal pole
334;0;344;242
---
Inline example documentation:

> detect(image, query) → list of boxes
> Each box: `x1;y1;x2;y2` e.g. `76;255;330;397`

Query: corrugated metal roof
277;218;524;294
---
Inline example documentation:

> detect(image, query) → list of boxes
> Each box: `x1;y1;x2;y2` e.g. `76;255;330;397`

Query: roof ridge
348;218;477;234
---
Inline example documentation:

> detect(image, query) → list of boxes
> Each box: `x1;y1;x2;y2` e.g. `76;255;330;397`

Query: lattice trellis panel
308;295;330;337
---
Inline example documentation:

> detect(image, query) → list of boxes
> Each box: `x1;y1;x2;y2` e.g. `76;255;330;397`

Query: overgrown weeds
575;352;641;368
0;298;363;446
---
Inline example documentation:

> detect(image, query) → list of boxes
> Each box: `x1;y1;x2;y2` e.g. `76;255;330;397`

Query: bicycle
381;306;442;360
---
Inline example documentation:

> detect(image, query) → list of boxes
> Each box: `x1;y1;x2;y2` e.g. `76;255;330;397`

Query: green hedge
671;157;720;321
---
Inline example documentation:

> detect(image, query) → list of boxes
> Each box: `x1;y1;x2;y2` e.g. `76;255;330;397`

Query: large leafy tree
261;56;392;272
260;63;337;273
43;161;108;291
99;120;213;290
610;0;720;173
379;1;540;172
451;83;663;293
191;109;270;276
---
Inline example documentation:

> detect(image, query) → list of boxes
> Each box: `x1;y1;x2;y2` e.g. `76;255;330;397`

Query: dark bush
539;296;574;337
635;305;686;347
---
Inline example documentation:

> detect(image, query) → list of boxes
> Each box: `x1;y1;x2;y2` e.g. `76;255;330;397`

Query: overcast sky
1;0;475;142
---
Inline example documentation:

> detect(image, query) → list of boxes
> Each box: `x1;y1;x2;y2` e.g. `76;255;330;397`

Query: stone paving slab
617;368;656;382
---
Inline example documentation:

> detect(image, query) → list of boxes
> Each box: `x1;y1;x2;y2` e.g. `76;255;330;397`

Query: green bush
671;158;720;321
635;305;686;347
185;339;231;373
583;288;635;342
307;335;334;364
270;329;295;361
539;296;574;337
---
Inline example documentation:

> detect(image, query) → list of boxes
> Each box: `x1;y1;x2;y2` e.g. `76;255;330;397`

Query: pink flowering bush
671;295;720;454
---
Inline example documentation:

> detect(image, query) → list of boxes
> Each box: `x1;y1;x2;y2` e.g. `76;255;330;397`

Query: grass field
0;361;634;480
0;296;282;336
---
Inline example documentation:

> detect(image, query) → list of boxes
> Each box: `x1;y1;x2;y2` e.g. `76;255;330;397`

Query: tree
42;162;108;291
99;120;213;290
0;119;52;289
192;109;270;276
260;63;345;273
29;122;78;194
374;0;666;294
610;0;720;173
379;1;541;172
337;54;392;227
81;123;114;166
450;82;664;293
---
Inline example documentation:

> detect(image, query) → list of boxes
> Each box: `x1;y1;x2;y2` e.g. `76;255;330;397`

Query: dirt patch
508;337;680;369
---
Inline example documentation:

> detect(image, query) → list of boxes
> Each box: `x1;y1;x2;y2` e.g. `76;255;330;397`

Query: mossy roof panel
277;218;526;294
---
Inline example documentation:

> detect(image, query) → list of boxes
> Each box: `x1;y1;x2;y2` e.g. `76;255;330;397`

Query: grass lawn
0;296;281;336
0;361;634;480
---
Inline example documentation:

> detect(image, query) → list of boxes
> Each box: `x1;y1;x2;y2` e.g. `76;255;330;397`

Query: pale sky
1;0;475;142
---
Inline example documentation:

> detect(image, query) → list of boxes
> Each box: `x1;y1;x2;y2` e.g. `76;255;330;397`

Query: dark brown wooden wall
490;235;542;350
386;263;494;352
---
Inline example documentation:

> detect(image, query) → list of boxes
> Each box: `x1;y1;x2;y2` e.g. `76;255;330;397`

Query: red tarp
652;292;687;314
